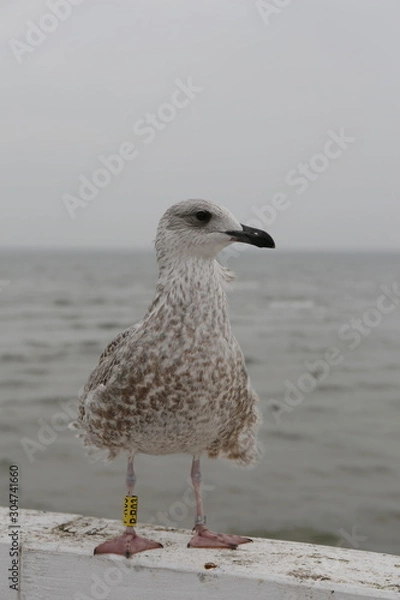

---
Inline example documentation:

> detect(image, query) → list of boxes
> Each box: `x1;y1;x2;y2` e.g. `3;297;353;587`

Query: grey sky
1;0;399;250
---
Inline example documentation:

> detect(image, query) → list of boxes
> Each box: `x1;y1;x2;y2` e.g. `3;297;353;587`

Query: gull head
155;199;275;264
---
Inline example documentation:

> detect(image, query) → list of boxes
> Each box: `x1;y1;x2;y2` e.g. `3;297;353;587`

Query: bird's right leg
94;453;162;558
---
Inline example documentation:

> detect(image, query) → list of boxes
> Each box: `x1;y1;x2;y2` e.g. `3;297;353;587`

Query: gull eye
195;210;212;223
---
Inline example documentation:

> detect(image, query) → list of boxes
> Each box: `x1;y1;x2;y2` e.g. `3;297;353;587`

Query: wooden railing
0;507;399;599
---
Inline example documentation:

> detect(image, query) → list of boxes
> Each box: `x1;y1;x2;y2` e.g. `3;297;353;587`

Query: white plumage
76;200;263;464
73;199;275;556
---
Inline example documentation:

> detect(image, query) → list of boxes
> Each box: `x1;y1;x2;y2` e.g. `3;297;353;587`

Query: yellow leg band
123;495;138;527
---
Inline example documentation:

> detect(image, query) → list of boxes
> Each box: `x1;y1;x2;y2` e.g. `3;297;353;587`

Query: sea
0;249;399;555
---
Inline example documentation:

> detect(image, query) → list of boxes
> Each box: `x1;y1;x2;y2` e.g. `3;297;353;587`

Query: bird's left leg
187;456;252;549
94;453;162;558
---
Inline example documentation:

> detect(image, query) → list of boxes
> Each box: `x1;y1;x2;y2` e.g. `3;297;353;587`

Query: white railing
0;507;399;599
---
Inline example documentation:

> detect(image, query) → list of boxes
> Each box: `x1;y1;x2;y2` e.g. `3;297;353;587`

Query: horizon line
1;246;400;253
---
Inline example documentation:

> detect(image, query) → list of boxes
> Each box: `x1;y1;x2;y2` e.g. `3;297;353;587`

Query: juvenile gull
74;199;275;556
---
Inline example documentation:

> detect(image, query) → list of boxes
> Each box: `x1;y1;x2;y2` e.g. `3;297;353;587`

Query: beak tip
230;224;276;249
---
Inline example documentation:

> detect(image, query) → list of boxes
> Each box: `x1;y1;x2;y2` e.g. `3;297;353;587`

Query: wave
247;526;341;547
315;381;349;392
266;430;309;442
97;321;123;330
53;298;74;306
231;281;260;291
0;378;37;389
244;355;261;365
268;300;317;310
0;352;28;363
356;380;398;391
338;464;394;476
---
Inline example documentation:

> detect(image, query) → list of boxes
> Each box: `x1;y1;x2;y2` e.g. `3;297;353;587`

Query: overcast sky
1;0;399;250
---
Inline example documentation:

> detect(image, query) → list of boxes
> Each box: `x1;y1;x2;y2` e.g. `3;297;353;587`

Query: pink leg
187;456;252;549
94;454;162;558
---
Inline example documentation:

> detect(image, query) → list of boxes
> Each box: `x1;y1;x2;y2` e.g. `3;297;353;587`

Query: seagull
74;199;275;557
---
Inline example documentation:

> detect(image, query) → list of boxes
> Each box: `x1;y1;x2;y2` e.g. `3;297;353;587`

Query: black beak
226;224;275;249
